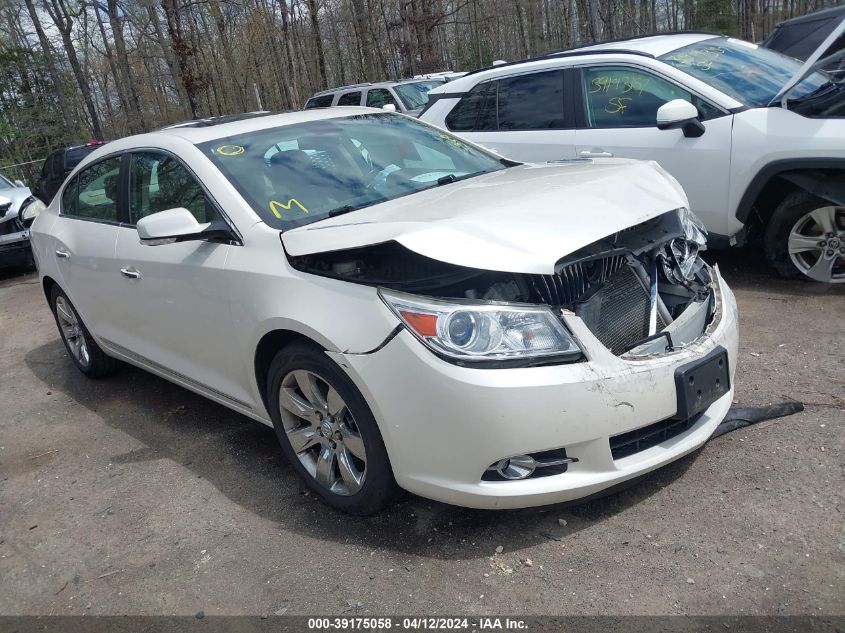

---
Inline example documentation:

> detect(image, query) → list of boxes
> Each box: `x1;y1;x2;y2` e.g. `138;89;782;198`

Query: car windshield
199;113;505;230
660;36;831;107
393;82;439;110
0;175;14;189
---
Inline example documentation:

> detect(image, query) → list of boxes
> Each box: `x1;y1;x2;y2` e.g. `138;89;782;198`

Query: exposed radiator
574;264;668;355
532;255;626;306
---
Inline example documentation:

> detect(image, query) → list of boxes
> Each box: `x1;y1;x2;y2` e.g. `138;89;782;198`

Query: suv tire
764;190;844;283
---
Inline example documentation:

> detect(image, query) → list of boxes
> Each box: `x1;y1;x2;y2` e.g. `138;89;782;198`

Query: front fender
780;171;845;208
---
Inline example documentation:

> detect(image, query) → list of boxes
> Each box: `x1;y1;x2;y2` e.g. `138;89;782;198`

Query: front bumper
333;269;739;509
0;237;33;268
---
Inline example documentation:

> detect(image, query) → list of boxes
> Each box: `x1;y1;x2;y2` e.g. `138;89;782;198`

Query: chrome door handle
579;150;614;158
55;250;70;259
120;267;141;280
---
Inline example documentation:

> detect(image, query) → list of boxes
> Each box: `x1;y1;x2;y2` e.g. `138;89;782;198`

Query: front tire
50;285;119;377
764;191;845;283
267;342;399;515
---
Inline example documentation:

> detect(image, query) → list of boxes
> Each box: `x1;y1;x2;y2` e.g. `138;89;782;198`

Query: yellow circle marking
215;145;245;156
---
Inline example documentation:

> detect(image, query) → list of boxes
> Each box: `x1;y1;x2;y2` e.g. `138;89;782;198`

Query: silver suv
304;79;446;117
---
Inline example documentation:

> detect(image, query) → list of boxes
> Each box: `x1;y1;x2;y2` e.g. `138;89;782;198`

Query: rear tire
50;285;119;377
764;191;845;283
267;341;400;515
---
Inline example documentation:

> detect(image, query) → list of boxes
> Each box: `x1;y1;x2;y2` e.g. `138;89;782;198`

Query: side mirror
381;103;397;112
19;197;47;228
136;207;235;245
656;99;705;138
14;179;25;188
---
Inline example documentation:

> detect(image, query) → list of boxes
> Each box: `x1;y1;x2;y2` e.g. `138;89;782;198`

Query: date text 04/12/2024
306;617;529;630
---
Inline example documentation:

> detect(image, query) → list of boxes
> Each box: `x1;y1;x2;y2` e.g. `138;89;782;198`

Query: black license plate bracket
674;347;730;420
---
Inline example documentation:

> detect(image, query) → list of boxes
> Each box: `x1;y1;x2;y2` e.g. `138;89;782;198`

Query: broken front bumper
332;268;739;509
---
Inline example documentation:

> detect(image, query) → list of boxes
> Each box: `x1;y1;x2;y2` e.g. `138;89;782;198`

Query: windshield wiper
327;204;358;218
436;174;457;186
788;81;840;103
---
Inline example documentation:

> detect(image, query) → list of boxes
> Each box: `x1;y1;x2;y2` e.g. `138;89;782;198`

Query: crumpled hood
281;159;688;275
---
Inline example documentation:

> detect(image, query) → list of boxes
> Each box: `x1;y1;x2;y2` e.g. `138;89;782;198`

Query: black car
762;5;845;72
34;141;105;203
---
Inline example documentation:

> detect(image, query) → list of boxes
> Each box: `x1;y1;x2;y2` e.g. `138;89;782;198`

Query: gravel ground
0;251;842;617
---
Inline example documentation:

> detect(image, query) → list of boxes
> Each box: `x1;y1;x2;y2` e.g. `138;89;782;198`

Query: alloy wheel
278;369;367;495
787;206;845;283
55;296;91;368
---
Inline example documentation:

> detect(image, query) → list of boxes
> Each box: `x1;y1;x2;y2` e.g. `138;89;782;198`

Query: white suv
420;32;845;283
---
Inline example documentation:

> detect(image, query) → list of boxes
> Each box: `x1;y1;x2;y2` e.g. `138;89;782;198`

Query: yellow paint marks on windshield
215;145;245;156
269;198;308;218
664;46;727;72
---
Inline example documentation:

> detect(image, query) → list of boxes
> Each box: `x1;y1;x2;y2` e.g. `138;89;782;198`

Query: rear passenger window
337;91;362;106
445;81;497;131
497;70;566;130
305;94;333;109
65;157;121;222
446;70;568;131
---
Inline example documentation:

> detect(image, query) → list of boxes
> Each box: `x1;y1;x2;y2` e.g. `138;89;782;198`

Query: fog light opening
495;455;536;480
483;448;577;482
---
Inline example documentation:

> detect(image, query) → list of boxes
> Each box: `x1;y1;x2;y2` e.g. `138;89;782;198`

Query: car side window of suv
337;91;362;106
446;69;568;131
445;81;497;131
305;94;333;109
581;66;721;128
129;151;219;225
366;88;398;108
63;157;122;222
497;69;567;130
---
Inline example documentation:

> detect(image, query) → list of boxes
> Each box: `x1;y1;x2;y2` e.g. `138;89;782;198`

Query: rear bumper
334;269;739;509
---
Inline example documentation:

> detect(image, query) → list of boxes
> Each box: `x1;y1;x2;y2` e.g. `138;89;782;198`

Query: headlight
19;196;47;226
677;206;707;248
380;289;582;364
661;208;707;284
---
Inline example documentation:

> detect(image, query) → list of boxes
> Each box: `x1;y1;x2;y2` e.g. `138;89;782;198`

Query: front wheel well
254;330;326;413
745;169;845;243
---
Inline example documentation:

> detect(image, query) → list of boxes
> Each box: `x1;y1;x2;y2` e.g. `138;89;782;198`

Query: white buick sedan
23;109;738;514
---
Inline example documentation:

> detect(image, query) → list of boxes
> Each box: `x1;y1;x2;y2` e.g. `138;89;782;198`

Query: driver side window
129;152;219;225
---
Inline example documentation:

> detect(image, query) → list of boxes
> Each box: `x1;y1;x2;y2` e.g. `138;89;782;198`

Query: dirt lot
0;251;842;617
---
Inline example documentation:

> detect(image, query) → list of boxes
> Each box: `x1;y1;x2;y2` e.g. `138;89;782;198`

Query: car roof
106;107;381;147
309;78;440;99
442;32;721;84
570;32;720;57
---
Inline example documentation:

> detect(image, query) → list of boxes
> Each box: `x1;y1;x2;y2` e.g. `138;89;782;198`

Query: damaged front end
287;207;716;362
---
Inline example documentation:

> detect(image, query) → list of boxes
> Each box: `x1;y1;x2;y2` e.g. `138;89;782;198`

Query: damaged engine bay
288;209;716;357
